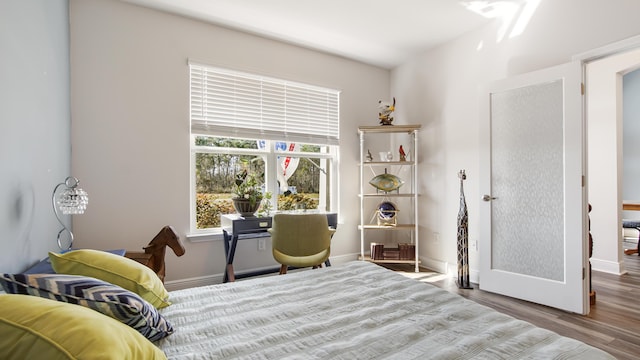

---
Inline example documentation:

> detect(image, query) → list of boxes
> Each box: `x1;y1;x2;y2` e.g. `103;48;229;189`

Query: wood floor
385;254;640;360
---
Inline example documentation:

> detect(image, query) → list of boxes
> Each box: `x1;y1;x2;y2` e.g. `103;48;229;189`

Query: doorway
582;39;640;276
621;69;640;259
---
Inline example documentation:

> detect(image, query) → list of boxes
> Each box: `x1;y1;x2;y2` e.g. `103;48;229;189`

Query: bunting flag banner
263;141;299;192
277;142;300;192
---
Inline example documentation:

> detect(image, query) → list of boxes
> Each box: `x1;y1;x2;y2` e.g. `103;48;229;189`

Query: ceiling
123;0;498;69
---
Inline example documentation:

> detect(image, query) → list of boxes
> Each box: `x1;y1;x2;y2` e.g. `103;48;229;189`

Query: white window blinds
190;62;340;145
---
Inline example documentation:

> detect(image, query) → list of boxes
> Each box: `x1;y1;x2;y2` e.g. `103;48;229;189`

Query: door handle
482;195;497;202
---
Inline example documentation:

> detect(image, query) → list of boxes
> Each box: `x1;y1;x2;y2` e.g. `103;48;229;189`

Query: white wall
69;0;389;285
0;0;70;273
391;0;640;278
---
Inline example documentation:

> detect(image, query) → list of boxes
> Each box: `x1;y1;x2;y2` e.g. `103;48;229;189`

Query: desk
221;213;337;283
623;201;640;211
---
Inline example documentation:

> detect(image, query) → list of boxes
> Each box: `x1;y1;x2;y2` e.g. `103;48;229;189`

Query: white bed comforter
157;261;613;359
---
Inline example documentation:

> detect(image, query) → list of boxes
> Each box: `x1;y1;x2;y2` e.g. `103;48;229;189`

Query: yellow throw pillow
49;249;170;308
0;294;167;360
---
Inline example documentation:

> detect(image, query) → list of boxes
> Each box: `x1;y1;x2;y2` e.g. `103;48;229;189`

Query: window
189;62;340;235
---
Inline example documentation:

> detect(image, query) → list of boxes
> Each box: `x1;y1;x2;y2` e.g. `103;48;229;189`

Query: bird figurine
366;149;373;162
378;97;396;125
399;145;406;161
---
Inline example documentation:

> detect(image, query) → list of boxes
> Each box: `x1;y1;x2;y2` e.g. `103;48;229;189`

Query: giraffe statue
457;170;473;289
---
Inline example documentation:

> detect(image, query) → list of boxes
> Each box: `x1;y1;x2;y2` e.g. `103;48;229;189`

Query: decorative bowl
369;173;404;192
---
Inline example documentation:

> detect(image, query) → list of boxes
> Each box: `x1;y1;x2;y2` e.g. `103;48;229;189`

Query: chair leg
279;264;288;274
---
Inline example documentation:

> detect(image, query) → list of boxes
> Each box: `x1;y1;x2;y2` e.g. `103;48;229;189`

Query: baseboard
164;274;221;291
164;254;465;291
590;257;626;275
337;253;460;281
420;256;449;274
421;257;479;284
165;254;361;291
329;253;360;265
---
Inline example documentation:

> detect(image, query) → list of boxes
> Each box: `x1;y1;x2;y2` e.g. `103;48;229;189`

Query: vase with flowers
232;169;263;217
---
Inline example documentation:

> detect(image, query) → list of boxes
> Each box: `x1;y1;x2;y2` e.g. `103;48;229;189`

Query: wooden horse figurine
125;226;185;283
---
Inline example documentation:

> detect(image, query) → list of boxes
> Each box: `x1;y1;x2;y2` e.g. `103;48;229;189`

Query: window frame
188;138;339;240
187;63;341;240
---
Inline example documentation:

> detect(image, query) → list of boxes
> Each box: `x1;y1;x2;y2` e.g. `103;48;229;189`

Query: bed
0;251;614;359
156;261;613;359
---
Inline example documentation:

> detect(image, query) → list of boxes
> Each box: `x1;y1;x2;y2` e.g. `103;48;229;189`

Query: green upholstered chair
268;213;336;275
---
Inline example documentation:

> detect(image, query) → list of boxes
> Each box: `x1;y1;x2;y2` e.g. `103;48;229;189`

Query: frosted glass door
491;80;564;281
479;61;588;314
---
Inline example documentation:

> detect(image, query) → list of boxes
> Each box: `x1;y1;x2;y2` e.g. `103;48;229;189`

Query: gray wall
6;0;640;284
69;0;390;286
0;0;70;273
623;68;640;211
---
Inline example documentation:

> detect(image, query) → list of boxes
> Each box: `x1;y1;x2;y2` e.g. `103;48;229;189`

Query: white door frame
575;34;640;276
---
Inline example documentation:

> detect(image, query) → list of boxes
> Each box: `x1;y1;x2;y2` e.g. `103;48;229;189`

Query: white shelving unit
358;125;421;272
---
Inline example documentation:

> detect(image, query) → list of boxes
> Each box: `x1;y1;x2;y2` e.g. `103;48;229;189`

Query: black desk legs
222;231;239;283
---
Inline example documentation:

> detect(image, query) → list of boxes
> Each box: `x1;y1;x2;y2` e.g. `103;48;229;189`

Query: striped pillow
0;273;174;341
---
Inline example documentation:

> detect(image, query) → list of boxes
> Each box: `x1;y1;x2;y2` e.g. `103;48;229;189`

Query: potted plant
232;169;263;217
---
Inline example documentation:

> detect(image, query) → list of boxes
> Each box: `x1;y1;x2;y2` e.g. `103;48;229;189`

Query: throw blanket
157;261;613;359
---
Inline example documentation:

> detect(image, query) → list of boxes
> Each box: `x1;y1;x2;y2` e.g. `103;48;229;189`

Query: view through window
193;136;337;230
